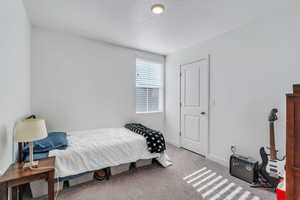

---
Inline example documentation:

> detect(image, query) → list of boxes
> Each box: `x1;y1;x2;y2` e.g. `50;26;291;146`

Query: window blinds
136;59;162;113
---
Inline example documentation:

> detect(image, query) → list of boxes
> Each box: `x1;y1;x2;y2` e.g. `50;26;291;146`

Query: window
136;58;163;113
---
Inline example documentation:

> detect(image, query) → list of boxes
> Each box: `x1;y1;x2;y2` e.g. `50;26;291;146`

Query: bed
50;128;170;179
19;127;171;197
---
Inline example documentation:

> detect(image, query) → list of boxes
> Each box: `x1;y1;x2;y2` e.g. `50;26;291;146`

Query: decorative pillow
23;132;68;153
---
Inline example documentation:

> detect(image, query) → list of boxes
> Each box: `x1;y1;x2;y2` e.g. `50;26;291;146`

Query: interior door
180;58;209;156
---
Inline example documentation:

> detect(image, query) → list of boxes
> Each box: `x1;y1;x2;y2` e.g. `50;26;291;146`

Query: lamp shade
15;119;48;142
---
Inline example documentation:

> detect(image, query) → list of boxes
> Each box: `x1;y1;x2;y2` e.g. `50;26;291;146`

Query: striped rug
183;167;262;200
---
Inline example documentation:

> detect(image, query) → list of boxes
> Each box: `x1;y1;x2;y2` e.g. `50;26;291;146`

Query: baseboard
166;138;229;168
166;140;180;148
207;154;228;168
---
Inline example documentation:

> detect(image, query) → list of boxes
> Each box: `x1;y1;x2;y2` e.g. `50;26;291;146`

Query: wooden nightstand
0;157;55;200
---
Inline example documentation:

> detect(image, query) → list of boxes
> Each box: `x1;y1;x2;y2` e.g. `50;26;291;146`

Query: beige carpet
25;144;275;200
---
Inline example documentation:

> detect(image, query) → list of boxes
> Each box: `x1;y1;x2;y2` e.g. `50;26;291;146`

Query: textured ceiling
24;0;284;55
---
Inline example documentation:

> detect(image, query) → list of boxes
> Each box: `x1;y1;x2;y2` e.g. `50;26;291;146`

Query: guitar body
259;147;280;188
266;156;285;178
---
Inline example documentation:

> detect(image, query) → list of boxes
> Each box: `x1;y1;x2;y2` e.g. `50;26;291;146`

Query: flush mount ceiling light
151;4;165;15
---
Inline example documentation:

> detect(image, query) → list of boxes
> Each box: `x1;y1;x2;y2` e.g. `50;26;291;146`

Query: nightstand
0;157;55;200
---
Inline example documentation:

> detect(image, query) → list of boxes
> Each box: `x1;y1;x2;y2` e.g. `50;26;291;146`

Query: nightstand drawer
8;173;48;187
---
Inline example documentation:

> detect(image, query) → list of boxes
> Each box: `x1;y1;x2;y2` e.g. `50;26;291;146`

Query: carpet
24;144;275;200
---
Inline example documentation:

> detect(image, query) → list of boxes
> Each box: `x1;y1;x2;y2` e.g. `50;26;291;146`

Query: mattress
49;128;162;178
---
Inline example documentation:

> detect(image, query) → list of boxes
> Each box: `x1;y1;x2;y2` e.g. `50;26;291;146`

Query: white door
180;58;209;156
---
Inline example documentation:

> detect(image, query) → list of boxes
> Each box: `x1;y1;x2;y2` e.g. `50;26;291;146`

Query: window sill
136;111;164;114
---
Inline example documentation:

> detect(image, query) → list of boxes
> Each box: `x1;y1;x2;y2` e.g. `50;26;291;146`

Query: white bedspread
49;128;171;178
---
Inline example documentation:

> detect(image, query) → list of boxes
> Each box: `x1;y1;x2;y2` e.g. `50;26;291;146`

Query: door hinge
180;72;182;77
180;102;182;107
179;132;182;136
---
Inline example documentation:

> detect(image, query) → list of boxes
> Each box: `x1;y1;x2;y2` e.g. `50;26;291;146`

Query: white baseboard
207;154;229;168
166;139;180;148
166;139;229;168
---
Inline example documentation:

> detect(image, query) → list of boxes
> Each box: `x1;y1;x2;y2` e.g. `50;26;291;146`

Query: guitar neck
269;121;277;160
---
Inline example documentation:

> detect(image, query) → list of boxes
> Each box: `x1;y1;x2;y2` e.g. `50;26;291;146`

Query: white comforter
49;128;171;178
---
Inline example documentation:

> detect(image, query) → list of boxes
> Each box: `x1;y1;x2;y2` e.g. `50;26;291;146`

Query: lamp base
24;142;39;169
23;160;39;168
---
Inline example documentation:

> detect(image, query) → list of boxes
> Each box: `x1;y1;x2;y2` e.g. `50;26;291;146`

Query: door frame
179;55;211;157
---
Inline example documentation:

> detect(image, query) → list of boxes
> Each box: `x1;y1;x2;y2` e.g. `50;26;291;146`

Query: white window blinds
136;59;162;113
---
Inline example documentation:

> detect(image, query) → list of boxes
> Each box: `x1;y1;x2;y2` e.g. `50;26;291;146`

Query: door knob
201;112;206;115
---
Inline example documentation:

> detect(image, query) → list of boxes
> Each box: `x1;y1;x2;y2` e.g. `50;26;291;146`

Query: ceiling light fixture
151;4;165;15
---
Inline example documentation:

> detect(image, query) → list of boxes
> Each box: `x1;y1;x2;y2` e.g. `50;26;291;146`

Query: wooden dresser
286;93;300;200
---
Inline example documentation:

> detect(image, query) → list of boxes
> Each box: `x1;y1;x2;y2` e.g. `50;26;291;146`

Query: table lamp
15;118;48;168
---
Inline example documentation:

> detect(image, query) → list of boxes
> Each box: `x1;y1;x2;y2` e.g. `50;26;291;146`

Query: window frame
135;58;164;114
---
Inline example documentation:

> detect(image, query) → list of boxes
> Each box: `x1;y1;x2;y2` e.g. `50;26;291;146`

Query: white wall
0;0;31;174
165;4;300;166
31;28;165;133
